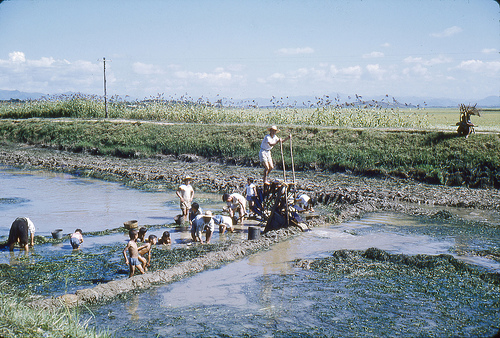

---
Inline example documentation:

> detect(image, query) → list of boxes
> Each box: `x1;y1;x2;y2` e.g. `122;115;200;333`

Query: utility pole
103;57;108;118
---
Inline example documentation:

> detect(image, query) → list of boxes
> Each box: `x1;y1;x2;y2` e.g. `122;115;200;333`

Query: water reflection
0;166;225;237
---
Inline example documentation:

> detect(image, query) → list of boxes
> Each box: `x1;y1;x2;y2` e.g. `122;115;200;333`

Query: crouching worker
123;229;145;278
70;229;84;250
191;211;215;244
158;231;171;245
8;217;35;252
222;192;247;224
213;214;234;234
294;193;316;212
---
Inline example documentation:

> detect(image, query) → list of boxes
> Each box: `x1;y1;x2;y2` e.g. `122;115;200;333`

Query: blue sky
0;0;498;101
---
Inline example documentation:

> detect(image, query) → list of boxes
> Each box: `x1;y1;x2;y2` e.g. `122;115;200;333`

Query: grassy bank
0;119;499;188
0;284;109;338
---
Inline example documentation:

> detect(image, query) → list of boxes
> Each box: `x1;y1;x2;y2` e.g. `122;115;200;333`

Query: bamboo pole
289;134;296;184
279;139;286;182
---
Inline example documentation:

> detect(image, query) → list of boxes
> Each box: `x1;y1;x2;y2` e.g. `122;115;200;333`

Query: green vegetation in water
0;118;498;188
0;240;232;297
286;248;500;337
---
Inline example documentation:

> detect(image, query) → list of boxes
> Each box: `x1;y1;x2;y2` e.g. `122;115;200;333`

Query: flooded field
86;213;500;337
1;166;499;337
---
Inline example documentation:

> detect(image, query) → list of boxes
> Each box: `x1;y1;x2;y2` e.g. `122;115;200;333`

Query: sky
0;0;498;102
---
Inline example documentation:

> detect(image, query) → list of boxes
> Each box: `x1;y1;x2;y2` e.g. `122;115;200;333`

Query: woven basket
123;220;138;229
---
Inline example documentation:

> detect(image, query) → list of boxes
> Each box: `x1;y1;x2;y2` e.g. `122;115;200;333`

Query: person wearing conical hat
259;125;291;184
176;175;194;223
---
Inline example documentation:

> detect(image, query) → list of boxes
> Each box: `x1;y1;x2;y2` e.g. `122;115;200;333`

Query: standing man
176;176;194;223
8;217;36;252
259;125;291;184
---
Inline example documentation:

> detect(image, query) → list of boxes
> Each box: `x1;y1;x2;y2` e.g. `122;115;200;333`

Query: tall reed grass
0;93;430;129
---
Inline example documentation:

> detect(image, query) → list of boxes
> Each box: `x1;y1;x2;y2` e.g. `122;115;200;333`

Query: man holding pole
259;125;291;184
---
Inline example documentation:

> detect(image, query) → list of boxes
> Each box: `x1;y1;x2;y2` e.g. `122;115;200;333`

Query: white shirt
260;134;279;151
245;183;256;197
227;193;246;209
296;194;310;206
25;217;35;234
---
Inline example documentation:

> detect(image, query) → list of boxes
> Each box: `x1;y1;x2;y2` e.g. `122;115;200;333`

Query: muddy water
0;165;227;265
2;166;499;336
0;165;177;235
88;213;500;337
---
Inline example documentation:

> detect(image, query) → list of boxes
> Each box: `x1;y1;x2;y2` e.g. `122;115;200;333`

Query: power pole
103;57;108;118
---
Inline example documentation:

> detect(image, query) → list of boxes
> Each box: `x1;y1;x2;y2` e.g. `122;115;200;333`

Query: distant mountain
1;89;499;108
0;89;46;101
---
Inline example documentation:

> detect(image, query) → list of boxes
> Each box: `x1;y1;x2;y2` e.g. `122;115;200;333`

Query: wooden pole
103;57;108;118
279;139;286;182
289;134;296;185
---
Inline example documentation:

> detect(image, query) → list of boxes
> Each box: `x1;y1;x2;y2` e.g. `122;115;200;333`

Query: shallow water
88;213;500;337
1;166;499;336
0;165;179;236
0;165;228;266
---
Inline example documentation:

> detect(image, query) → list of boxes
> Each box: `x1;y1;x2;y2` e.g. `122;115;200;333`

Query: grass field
0;118;498;188
1;95;498;131
418;108;500;132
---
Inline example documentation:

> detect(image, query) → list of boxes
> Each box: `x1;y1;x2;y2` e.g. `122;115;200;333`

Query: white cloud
276;47;314;55
381;42;391;48
403;64;428;77
9;51;26;63
0;52;102;93
366;64;386;79
363;51;384;58
403;55;452;66
456;60;500;74
339;65;362;78
481;48;497;54
430;26;462;38
174;69;232;82
132;62;163;75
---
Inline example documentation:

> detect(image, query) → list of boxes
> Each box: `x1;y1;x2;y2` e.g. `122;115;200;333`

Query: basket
124;220;138;229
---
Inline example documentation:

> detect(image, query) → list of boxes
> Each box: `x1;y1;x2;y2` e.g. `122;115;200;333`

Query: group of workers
5;126;315;278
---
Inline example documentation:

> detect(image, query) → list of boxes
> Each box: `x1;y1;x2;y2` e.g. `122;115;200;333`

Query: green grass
0;119;498;188
419;108;500;132
0;94;435;128
0;283;109;338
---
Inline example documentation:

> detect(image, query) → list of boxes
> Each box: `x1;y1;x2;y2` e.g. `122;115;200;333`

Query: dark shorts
70;237;81;249
129;257;141;267
8;218;29;246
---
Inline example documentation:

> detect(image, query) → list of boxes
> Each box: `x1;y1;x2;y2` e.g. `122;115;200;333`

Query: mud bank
32;228;301;309
1;143;499;308
1;143;498;217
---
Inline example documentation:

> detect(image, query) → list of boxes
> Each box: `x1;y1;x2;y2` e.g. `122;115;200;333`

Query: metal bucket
51;229;63;239
248;226;261;240
174;215;183;225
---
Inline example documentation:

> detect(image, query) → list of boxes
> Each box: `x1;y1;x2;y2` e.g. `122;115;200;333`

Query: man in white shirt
176;176;194;223
259;125;291;184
